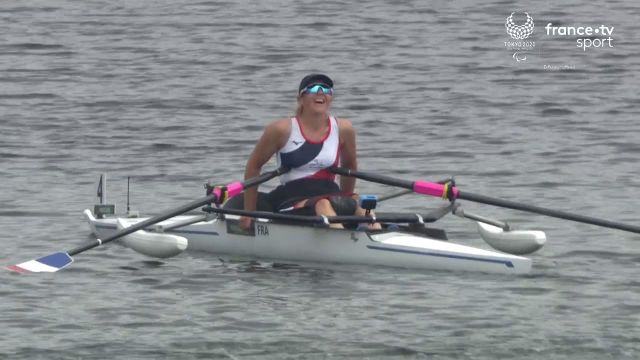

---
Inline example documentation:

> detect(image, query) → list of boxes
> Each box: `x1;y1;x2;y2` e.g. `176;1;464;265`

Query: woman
240;74;380;230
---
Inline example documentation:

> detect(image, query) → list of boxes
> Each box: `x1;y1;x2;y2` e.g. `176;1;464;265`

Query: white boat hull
84;210;532;275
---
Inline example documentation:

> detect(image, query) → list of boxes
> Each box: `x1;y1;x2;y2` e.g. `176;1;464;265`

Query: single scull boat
12;167;637;274
81;175;545;274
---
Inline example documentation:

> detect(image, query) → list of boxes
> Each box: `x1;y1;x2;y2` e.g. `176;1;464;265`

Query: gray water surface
1;1;639;359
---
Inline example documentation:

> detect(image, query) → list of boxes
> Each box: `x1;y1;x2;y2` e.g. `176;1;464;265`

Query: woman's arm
243;119;289;211
337;118;357;193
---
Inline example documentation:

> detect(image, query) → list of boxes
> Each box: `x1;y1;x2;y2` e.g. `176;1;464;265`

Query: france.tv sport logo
505;12;534;40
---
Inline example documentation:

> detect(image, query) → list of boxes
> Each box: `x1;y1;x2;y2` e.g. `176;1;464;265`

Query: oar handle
376;179;454;203
68;167;288;256
331;167;455;199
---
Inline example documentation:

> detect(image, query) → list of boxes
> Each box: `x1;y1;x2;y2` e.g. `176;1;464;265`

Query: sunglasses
301;84;333;96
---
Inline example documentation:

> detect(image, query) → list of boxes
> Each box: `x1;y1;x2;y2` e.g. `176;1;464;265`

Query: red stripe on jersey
306;168;336;181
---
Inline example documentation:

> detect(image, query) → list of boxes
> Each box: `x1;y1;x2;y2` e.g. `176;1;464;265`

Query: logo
504;12;535;62
512;51;527;62
499;11;616;69
505;12;534;39
545;23;614;51
292;140;302;145
309;159;323;169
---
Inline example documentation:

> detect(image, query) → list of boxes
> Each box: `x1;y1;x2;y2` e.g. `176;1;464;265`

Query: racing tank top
276;116;340;184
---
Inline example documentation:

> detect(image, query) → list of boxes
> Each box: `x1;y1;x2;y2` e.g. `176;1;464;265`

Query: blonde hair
295;94;303;117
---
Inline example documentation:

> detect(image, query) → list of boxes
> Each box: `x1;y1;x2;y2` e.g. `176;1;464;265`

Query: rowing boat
82;186;546;274
15;166;636;274
84;211;537;274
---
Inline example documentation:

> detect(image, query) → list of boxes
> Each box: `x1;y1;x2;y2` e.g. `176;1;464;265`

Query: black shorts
268;178;343;212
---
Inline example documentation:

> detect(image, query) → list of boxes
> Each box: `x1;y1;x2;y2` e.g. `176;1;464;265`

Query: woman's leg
293;198;344;229
294;194;382;230
314;198;344;229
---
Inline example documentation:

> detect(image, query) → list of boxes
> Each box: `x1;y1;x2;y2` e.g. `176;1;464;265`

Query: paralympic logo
503;12;535;62
512;52;527;62
505;12;534;40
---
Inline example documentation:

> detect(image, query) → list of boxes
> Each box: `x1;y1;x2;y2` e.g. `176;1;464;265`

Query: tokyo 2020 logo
505;12;534;40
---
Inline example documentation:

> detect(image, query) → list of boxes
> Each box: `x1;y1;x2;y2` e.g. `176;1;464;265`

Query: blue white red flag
6;252;73;273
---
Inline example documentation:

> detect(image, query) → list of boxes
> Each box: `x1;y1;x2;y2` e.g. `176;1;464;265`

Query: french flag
6;252;73;273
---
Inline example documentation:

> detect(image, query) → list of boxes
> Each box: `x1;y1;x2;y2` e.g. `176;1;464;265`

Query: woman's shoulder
334;116;353;126
334;117;354;133
263;118;292;140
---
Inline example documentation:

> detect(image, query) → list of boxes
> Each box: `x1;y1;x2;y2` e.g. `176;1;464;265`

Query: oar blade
6;252;73;273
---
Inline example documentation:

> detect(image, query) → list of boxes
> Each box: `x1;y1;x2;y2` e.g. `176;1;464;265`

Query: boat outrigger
7;167;639;274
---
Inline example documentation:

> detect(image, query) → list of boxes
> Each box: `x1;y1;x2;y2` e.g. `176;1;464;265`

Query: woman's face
299;84;333;114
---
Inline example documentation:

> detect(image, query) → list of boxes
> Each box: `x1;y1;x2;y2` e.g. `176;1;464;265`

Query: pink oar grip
413;181;459;198
226;182;244;198
213;182;245;201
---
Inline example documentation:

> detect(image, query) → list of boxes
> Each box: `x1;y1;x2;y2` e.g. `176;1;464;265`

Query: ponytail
295;95;303;117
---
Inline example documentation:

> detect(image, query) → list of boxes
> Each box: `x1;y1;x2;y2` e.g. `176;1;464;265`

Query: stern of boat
83;208;119;239
83;209;99;236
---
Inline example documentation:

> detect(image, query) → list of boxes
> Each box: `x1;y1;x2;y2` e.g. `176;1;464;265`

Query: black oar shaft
459;191;640;234
331;168;452;191
331;167;414;189
331;166;640;235
244;169;285;188
68;168;287;256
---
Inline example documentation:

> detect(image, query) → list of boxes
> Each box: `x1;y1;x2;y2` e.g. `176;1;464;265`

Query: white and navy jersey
276;116;340;184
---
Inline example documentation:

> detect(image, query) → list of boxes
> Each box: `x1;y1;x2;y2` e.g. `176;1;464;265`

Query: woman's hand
239;216;254;231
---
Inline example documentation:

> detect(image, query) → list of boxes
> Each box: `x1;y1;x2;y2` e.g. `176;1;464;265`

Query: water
1;0;639;358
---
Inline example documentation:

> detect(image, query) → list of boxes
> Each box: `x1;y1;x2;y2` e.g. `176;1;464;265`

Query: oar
331;167;640;235
6;167;288;273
